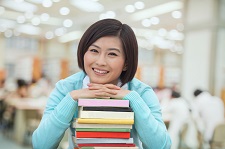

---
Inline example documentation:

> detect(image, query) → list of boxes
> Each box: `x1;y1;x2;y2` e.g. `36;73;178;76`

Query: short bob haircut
77;19;138;86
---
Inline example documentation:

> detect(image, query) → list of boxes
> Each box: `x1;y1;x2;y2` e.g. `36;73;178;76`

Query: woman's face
84;36;126;85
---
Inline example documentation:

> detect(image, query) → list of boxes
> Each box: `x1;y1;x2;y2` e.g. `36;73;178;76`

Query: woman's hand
88;83;130;99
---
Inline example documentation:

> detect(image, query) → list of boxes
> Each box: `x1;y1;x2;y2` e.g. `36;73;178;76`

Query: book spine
76;132;130;138
76;128;130;132
78;99;129;107
78;143;135;147
77;118;134;125
82;106;133;112
79;111;134;119
80;147;139;149
76;138;133;144
73;121;132;129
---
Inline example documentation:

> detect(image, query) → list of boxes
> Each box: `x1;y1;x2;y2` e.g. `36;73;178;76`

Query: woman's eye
109;53;118;56
90;49;98;53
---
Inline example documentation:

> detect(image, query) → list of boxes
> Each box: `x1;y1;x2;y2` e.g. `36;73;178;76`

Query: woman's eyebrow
91;44;121;53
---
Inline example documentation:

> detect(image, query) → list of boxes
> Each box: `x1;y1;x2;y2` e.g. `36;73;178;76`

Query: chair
210;123;225;149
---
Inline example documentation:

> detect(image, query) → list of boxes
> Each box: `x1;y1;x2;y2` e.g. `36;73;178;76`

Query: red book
78;143;136;147
76;132;130;138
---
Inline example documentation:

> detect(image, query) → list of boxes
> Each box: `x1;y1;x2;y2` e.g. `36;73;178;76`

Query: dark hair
193;89;203;97
171;90;181;98
17;79;28;88
77;19;138;86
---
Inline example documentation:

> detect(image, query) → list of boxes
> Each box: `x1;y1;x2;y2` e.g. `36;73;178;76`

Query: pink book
78;99;129;107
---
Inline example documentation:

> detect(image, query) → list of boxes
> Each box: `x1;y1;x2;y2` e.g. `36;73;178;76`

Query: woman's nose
95;55;106;66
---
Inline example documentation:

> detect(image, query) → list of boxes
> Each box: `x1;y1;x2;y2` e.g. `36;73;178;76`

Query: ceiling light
141;19;151;27
171;10;182;19
45;31;54;39
42;0;53;8
70;0;104;12
125;5;135;13
134;1;145;10
131;1;183;21
4;29;13;38
31;17;41;26
0;19;16;29
63;19;73;28
58;31;83;43
17;16;26;24
0;0;37;12
60;7;70;15
150;17;160;25
40;13;50;21
16;24;41;35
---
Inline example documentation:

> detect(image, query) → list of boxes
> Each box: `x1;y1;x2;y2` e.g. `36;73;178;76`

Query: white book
78;110;134;119
73;120;132;129
76;138;133;144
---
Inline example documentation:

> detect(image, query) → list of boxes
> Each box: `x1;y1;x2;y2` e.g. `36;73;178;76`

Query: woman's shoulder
55;71;85;90
129;78;152;91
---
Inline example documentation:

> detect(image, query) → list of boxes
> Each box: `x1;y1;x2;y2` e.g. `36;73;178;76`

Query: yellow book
77;118;134;125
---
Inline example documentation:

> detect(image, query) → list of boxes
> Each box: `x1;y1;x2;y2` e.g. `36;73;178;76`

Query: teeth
94;69;108;74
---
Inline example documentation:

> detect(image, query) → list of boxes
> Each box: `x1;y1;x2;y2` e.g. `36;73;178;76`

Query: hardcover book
78;110;134;120
78;147;139;149
78;99;129;107
76;138;133;144
81;106;133;112
76;132;130;138
77;118;134;125
73;120;132;129
77;143;136;147
76;128;130;132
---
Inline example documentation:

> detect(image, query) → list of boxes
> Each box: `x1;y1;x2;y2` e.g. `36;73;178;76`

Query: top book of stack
78;98;130;107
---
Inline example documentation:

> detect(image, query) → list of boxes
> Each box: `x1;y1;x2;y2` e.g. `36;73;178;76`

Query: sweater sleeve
32;80;78;149
123;89;171;149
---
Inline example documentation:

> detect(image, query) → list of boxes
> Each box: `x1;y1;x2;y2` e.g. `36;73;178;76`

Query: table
6;96;47;144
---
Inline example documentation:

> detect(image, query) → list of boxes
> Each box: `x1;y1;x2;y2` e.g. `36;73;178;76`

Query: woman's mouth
93;68;109;74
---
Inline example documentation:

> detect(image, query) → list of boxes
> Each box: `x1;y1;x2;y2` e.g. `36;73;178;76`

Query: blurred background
0;0;225;149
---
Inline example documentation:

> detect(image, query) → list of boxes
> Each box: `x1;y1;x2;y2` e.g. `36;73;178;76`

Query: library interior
0;0;225;149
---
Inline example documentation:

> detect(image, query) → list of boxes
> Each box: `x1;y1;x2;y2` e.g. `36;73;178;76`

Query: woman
32;19;171;149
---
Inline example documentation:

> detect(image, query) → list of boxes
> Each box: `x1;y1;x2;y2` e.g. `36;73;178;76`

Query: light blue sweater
32;71;171;149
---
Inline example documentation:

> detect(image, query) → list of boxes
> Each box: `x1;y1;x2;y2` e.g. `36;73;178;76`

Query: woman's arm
32;80;78;149
123;89;171;149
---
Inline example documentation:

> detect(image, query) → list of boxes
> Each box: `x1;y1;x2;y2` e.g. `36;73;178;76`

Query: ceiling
0;0;184;51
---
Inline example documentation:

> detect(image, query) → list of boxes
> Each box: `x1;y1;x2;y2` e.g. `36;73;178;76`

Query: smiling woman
32;19;171;149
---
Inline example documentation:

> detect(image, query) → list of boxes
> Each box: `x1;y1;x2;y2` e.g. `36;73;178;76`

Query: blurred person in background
162;90;198;149
29;74;53;98
1;79;30;133
193;89;225;147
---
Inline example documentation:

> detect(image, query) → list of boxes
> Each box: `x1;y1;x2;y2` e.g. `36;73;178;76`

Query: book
79;147;138;149
76;128;130;132
77;118;134;125
78;146;138;149
76;138;133;144
78;110;134;120
77;143;136;147
81;106;133;112
78;99;129;107
76;132;130;138
73;120;132;129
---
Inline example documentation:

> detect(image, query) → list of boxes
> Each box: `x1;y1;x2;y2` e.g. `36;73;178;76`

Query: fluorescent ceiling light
131;1;183;21
16;24;41;35
0;0;37;12
0;19;16;28
70;0;104;12
58;31;83;43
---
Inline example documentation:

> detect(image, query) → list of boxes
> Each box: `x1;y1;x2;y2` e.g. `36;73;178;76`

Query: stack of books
73;98;139;149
